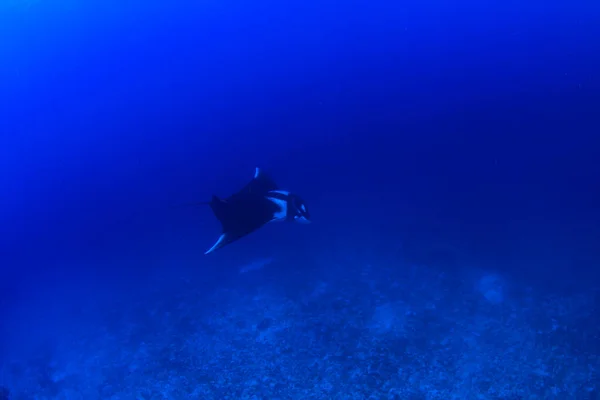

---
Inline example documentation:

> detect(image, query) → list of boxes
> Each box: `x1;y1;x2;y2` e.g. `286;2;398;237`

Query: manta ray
204;168;310;254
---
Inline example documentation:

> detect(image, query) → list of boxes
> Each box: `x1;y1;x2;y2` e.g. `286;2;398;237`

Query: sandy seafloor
1;251;598;400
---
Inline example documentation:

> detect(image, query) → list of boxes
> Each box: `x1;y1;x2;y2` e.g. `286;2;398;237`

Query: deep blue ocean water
1;1;599;398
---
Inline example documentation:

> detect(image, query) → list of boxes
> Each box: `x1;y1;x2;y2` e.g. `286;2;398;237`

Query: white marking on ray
266;196;287;221
300;204;306;212
254;167;260;179
294;215;310;224
268;190;290;196
205;233;227;254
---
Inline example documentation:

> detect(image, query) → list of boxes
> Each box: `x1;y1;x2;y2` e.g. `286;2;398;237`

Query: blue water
1;1;599;398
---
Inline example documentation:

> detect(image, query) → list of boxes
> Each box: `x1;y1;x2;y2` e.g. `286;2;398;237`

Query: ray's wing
225;167;278;202
205;195;244;254
205;187;279;254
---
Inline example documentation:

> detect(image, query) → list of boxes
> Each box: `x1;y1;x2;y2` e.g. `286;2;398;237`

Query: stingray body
205;168;310;254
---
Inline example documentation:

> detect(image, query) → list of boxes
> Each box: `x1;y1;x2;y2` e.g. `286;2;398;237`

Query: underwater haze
1;0;600;398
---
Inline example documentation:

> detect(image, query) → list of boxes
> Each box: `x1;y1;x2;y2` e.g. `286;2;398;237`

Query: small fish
203;168;310;254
